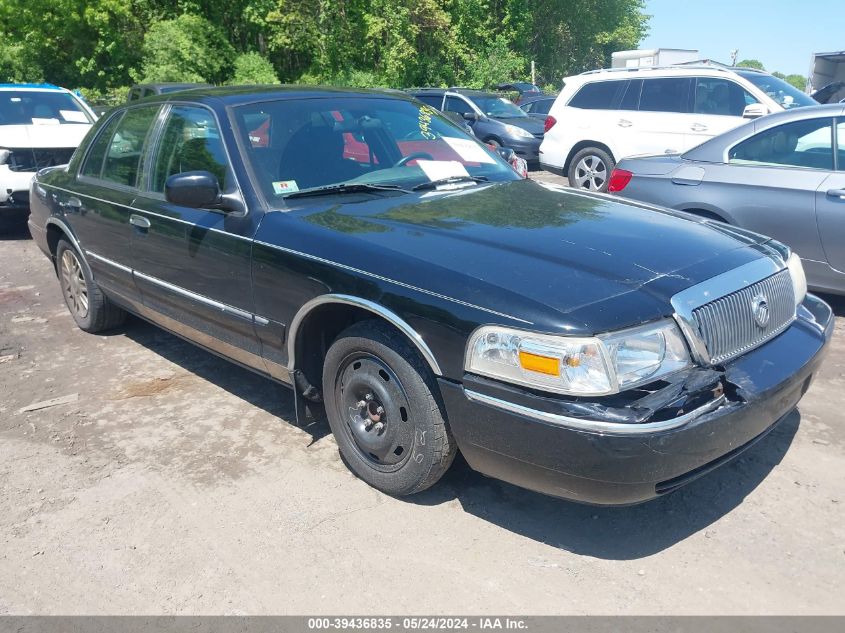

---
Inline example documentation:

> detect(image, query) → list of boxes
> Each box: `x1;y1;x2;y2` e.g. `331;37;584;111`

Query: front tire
322;320;456;496
56;238;126;333
568;146;614;192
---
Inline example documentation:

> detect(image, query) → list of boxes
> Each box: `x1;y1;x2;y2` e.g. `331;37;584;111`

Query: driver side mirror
742;103;769;119
462;112;480;122
165;171;221;209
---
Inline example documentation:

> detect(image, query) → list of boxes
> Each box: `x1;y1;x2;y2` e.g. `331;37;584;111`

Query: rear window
639;78;692;113
0;90;92;125
568;81;627;110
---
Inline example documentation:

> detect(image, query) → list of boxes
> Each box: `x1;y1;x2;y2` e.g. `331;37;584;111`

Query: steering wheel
393;152;435;167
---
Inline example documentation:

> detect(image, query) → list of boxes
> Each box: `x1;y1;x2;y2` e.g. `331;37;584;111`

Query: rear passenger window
568;80;626;109
619;79;642;110
639;78;691;113
729;118;834;170
100;106;159;187
694;78;758;117
80;113;125;179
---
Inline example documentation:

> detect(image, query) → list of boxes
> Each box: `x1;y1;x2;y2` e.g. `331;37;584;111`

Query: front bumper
1;166;34;213
502;136;542;164
442;294;834;505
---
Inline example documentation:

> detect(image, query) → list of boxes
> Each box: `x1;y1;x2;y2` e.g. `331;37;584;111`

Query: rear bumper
441;294;834;505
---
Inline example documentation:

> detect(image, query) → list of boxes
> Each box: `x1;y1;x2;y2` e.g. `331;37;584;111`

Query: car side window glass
416;95;443;109
568;80;626;110
151;105;231;193
619;79;642;110
729;118;834;170
694;78;757;117
444;96;472;115
534;100;552;115
838;121;845;170
80;112;125;179
95;107;159;187
639;78;691;113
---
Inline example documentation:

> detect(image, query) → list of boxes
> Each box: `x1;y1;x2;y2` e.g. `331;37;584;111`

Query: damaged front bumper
441;294;834;505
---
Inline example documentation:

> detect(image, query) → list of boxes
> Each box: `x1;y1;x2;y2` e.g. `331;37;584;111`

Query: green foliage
0;0;649;92
231;52;279;85
737;59;765;70
138;14;235;84
784;74;807;91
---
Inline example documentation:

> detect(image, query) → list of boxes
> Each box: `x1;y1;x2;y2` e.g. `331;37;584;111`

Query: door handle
129;214;151;230
617;119;632;128
827;188;845;200
690;123;708;132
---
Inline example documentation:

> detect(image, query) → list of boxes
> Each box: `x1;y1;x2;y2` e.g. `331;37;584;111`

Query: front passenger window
729;118;834;170
151;106;231;193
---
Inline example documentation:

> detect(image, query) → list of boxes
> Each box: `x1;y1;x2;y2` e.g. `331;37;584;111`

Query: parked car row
539;64;818;191
26;84;833;506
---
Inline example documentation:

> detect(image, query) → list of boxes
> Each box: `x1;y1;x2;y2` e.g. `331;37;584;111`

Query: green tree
737;59;765;70
0;41;44;83
784;74;807;91
137;14;235;84
230;52;279;84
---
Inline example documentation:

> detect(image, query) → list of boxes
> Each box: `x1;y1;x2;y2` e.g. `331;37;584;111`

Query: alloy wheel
60;249;89;319
574;154;608;190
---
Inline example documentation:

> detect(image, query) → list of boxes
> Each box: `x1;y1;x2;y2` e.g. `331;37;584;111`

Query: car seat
278;123;362;190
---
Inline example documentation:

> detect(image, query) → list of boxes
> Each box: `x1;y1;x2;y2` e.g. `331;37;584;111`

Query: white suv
1;84;95;224
539;65;817;191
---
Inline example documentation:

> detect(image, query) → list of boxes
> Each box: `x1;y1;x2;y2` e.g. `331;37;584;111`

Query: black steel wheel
322;320;456;495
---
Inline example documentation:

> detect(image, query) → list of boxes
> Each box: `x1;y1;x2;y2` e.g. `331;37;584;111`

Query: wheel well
482;136;503;147
45;224;66;269
293;303;432;398
682;208;727;223
564;141;615;174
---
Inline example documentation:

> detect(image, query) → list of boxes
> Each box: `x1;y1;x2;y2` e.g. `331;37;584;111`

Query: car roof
682;103;845;162
520;95;555;104
565;65;771;84
120;85;417;107
0;83;66;91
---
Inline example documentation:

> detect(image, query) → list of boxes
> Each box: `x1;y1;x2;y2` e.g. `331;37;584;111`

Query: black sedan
28;86;833;505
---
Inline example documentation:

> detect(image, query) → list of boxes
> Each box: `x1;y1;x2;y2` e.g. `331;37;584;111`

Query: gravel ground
1;188;844;615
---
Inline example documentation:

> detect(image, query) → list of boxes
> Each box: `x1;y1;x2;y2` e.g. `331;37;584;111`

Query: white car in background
539;65;818;191
1;83;95;225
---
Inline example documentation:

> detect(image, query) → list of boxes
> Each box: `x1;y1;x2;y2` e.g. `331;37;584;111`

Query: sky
640;0;844;78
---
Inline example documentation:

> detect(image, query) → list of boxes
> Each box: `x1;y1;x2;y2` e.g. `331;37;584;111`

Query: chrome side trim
465;389;727;435
254;240;531;325
133;270;256;322
85;250;132;274
670;257;784;365
287;294;444;376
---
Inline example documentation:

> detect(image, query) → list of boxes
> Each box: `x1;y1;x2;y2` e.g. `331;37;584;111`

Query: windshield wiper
283;182;411;199
411;175;488;192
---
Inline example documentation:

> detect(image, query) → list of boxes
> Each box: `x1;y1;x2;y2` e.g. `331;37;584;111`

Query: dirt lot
1;195;844;615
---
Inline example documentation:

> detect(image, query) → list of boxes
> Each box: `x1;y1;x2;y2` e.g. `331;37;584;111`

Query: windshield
737;71;816;110
0;90;93;125
233;96;519;202
469;96;528;118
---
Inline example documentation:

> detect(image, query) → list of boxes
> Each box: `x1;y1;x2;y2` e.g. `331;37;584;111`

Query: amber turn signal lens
518;350;560;376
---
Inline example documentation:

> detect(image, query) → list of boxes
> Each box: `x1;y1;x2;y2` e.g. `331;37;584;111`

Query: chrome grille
693;270;795;364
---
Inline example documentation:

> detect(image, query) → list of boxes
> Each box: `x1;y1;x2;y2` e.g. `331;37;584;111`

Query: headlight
466;320;692;396
504;124;534;139
786;252;807;308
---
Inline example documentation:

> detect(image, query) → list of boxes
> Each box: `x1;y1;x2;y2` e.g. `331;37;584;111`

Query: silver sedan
609;104;845;295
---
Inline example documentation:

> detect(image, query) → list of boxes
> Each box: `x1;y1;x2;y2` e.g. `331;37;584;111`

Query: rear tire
568;146;614;192
322;320;456;496
56;238;126;333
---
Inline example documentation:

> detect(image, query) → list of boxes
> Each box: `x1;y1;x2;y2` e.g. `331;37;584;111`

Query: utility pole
730;49;739;66
531;60;536;86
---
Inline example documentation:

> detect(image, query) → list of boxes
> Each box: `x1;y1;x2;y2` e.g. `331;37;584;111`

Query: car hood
283;179;773;333
490;117;544;134
0;124;91;149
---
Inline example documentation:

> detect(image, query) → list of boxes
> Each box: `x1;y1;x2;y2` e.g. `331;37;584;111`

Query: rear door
565;79;631;155
687;77;759;148
69;105;161;301
630;77;693;156
128;103;266;372
816;118;845;272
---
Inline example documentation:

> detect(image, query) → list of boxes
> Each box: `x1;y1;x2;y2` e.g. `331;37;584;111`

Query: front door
686;77;759;150
816;119;845;272
129;103;266;372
